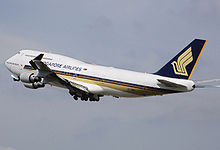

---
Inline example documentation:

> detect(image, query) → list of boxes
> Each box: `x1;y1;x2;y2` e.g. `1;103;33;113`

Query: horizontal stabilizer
157;79;187;90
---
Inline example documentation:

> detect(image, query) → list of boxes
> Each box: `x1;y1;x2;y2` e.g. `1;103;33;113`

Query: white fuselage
5;50;195;98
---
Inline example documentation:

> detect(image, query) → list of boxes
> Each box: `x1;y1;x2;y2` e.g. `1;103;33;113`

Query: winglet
33;54;44;60
29;54;44;70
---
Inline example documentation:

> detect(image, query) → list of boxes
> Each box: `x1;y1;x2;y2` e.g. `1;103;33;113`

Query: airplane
4;39;219;101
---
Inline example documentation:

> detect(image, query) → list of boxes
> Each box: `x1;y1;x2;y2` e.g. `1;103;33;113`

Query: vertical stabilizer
155;39;207;80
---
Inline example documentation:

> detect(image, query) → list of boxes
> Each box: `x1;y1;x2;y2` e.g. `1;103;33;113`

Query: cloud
0;32;48;63
0;146;16;150
196;0;220;13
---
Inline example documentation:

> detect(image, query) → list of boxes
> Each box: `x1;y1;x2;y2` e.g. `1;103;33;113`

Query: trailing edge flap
157;79;187;90
29;54;89;93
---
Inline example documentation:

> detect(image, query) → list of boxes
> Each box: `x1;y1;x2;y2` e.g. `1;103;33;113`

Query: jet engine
23;82;45;89
20;72;41;83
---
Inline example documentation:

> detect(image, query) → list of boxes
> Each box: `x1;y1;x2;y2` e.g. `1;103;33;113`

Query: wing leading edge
29;54;100;101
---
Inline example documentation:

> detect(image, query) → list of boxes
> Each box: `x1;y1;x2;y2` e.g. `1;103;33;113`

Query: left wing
29;54;94;100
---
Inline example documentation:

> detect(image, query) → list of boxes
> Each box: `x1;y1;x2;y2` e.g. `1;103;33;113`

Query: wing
29;54;92;99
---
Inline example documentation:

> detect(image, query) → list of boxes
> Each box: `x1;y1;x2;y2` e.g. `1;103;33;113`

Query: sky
0;0;220;150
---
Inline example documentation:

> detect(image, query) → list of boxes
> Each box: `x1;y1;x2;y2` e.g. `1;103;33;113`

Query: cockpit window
17;50;25;56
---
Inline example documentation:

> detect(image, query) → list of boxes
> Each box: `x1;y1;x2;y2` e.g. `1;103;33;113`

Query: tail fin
155;39;207;80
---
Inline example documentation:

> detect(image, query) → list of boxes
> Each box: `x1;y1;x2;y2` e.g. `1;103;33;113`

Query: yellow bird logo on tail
171;47;193;76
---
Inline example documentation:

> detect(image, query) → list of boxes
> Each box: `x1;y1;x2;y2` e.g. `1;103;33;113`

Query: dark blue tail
155;39;207;80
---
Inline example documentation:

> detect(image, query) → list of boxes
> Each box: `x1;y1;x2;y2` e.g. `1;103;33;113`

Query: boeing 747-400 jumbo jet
5;39;219;101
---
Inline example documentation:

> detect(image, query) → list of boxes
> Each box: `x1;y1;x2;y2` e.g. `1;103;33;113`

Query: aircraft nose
5;56;14;71
5;58;11;70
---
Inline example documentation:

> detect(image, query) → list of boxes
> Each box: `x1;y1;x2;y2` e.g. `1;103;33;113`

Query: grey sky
0;0;220;150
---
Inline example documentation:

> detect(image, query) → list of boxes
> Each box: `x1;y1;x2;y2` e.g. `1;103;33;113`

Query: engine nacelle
23;82;45;89
20;72;41;83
